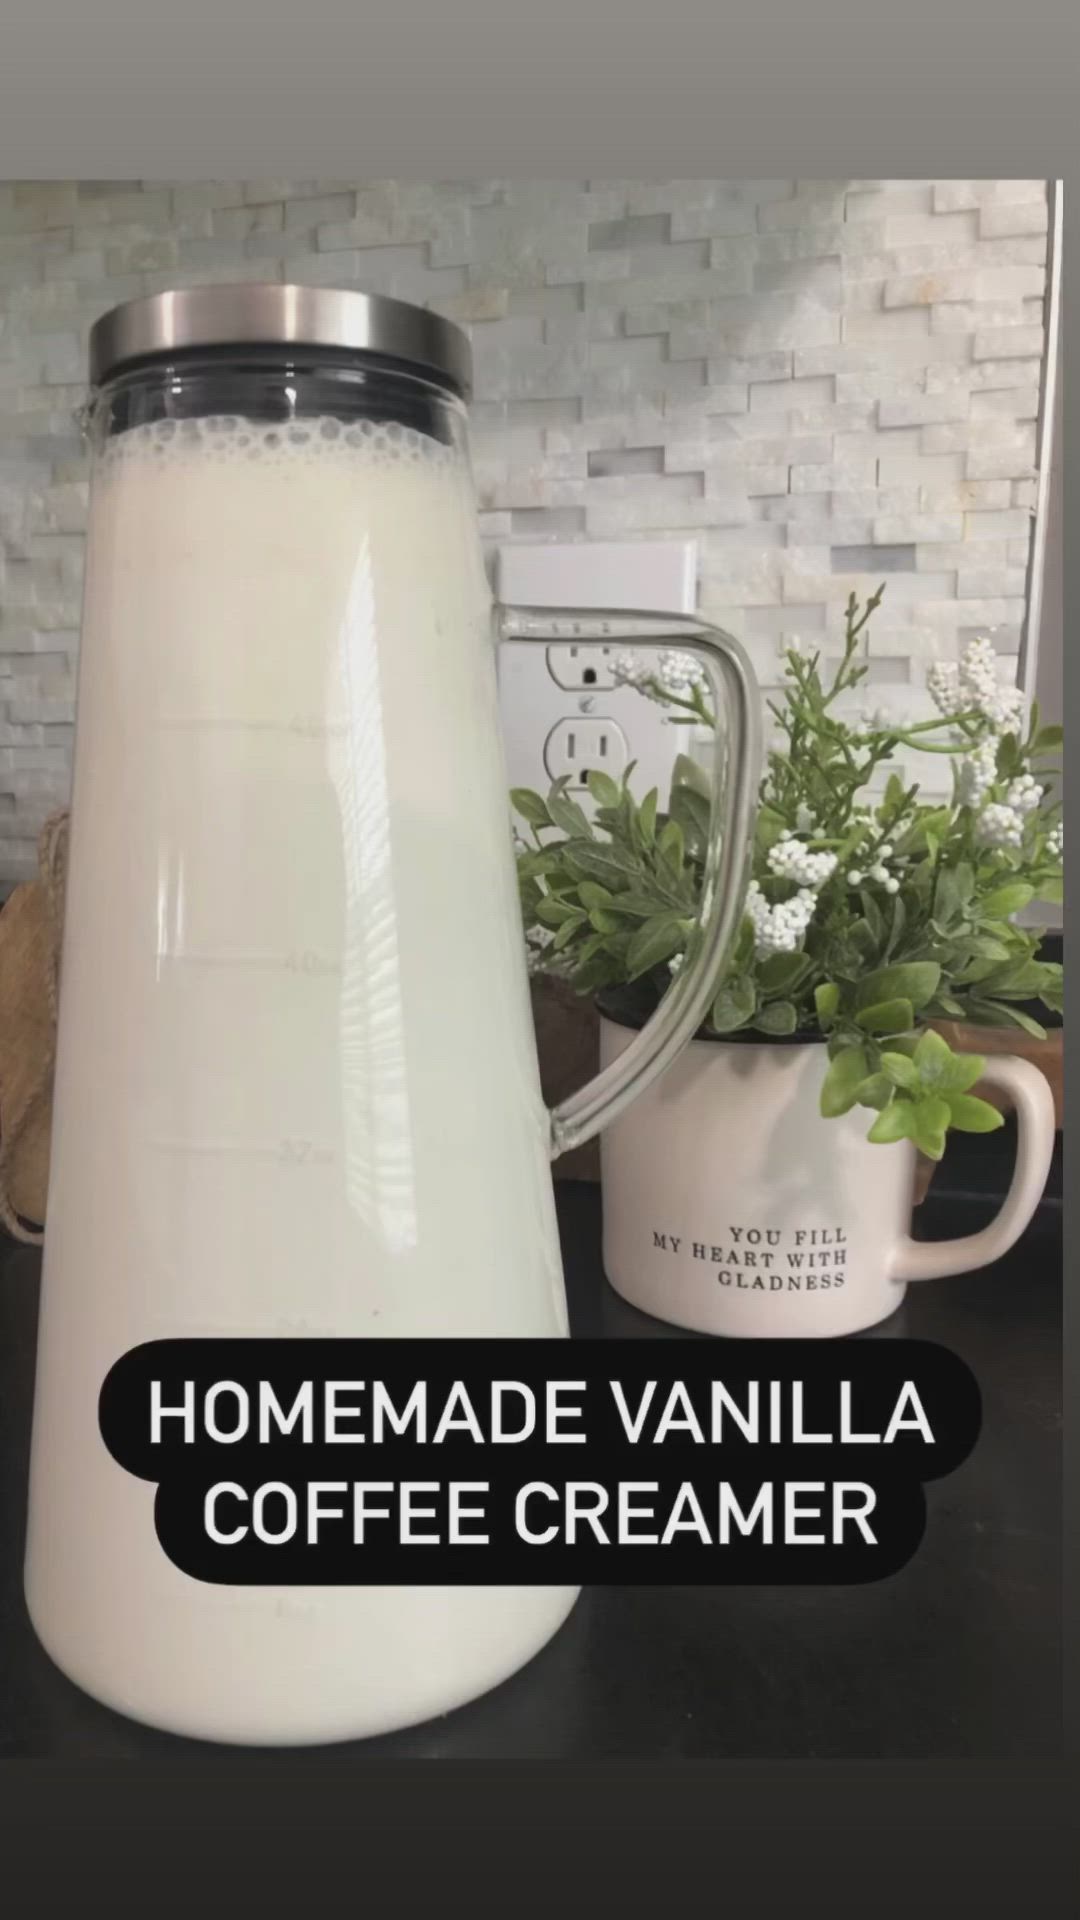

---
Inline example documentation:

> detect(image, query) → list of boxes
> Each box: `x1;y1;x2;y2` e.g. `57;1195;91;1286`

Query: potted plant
513;592;1062;1338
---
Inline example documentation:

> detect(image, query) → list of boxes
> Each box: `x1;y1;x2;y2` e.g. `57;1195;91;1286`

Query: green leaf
880;1051;920;1093
996;732;1023;780
933;866;971;929
940;1052;986;1095
561;842;654;890
952;957;1001;987
913;1026;955;1088
855;998;915;1035
658;818;685;872
535;895;581;929
963;933;1014;961
753;1000;797;1036
814;981;840;1022
588;908;623;934
758;950;813;999
896;807;951;856
516;847;564;880
868;1098;915;1144
902;866;933;910
668;783;710;857
966;999;1047;1040
859;889;884;945
820;1045;871;1118
848;918;880;965
585;769;622;809
638;788;658;847
549;791;597;839
1033;725;1063;752
855;962;940;1013
574;931;610;967
855;1072;893;1110
884;892;906;959
511;787;551;829
882;773;906;813
711;976;756;1034
946;1094;1004;1134
591;808;627;846
577;880;613;912
671;752;711;800
980;881;1034;920
754;804;788;854
976;958;1051;1000
733;915;756;972
571;950;621;993
551;912;587;952
954;861;975;904
626;914;687;981
929;994;967;1018
602;888;678;919
911;1094;951;1161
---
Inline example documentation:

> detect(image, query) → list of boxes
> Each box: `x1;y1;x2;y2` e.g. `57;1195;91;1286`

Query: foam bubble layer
98;412;460;479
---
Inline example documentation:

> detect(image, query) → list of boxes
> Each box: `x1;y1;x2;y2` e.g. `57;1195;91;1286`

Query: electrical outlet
546;644;620;691
543;717;628;788
494;537;699;815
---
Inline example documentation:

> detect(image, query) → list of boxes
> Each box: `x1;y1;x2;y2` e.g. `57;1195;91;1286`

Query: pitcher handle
497;604;761;1159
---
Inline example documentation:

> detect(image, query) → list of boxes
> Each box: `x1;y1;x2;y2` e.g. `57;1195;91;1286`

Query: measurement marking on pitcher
161;948;341;976
148;1137;336;1166
158;716;349;736
142;1317;345;1337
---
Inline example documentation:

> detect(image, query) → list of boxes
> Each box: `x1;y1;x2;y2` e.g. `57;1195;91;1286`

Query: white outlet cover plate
495;539;699;810
495;539;697;614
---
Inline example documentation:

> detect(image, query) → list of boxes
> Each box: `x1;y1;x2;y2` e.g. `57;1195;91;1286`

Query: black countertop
0;1174;1061;1760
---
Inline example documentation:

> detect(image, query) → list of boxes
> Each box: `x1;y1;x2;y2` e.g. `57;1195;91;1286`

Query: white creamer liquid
25;412;576;1744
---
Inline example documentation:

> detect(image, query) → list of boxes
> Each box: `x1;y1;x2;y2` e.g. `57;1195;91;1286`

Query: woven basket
0;811;69;1242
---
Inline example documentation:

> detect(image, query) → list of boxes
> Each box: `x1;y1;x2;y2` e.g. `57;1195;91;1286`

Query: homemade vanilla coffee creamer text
25;414;577;1743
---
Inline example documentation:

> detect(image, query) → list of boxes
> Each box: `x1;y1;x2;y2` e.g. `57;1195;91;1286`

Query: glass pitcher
24;285;761;1745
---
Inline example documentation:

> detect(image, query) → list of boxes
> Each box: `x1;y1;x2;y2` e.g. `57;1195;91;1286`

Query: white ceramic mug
598;1019;1057;1339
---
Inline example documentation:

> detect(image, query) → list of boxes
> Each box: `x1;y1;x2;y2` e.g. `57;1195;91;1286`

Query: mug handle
497;604;761;1161
889;1053;1057;1282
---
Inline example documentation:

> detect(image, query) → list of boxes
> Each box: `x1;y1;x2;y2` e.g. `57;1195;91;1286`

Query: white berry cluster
656;650;707;697
611;650;653;690
847;841;900;895
927;637;1025;731
745;879;818;957
956;735;999;808
974;773;1045;851
925;660;963;717
1047;821;1063;859
766;831;838;889
611;648;706;701
1007;773;1043;816
976;804;1026;851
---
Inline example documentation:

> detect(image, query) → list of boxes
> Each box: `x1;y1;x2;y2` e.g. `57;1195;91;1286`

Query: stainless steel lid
88;283;472;397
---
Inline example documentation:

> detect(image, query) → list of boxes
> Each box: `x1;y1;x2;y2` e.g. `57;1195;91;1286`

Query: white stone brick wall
0;176;1050;882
